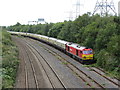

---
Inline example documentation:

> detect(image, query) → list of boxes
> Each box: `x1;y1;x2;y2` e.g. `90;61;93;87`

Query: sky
0;0;120;26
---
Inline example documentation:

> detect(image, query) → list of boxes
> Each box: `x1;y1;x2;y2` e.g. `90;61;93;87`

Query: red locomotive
65;42;94;64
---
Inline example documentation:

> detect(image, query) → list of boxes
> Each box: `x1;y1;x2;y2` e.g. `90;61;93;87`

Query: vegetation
7;14;120;79
2;29;19;88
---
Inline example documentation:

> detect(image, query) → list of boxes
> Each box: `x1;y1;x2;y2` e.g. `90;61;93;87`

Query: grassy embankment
2;30;19;88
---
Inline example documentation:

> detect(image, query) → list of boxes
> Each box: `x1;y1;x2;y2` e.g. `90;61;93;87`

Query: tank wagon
9;31;95;64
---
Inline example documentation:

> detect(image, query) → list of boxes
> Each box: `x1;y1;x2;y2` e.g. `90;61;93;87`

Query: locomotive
65;42;94;63
9;31;95;64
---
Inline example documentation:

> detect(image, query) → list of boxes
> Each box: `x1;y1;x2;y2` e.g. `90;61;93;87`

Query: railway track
25;38;103;88
87;67;120;87
13;36;66;88
15;40;28;88
24;37;119;89
13;36;119;89
25;41;66;88
21;37;88;88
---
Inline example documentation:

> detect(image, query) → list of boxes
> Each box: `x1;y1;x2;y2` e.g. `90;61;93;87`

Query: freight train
9;31;95;64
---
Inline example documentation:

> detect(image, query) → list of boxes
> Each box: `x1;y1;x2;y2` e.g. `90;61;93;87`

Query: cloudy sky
0;0;119;26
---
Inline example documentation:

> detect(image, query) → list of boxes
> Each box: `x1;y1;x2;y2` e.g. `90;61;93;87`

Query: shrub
2;30;19;88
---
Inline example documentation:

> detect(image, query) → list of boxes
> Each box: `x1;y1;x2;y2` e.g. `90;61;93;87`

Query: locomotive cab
82;49;93;60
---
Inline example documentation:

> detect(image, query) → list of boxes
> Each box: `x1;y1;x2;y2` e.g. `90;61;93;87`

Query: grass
62;61;68;65
2;30;19;88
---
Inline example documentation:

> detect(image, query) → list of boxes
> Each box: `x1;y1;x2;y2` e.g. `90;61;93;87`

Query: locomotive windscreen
83;50;93;54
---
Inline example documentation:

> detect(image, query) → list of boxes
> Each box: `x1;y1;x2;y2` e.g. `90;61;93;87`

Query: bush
2;30;19;88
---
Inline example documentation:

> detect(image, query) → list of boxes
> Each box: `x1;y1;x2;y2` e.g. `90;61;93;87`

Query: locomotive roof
66;43;86;50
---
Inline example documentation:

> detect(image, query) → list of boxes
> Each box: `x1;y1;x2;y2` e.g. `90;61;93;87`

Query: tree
15;22;21;26
48;22;64;38
57;21;72;41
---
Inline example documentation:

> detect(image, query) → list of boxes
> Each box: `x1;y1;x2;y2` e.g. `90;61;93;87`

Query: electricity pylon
93;0;117;16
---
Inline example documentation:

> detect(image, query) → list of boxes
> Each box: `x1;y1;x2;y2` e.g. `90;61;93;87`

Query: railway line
87;67;120;87
24;37;97;88
25;36;119;89
25;40;66;88
13;36;66;88
13;35;119;89
20;37;88;88
24;38;102;88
